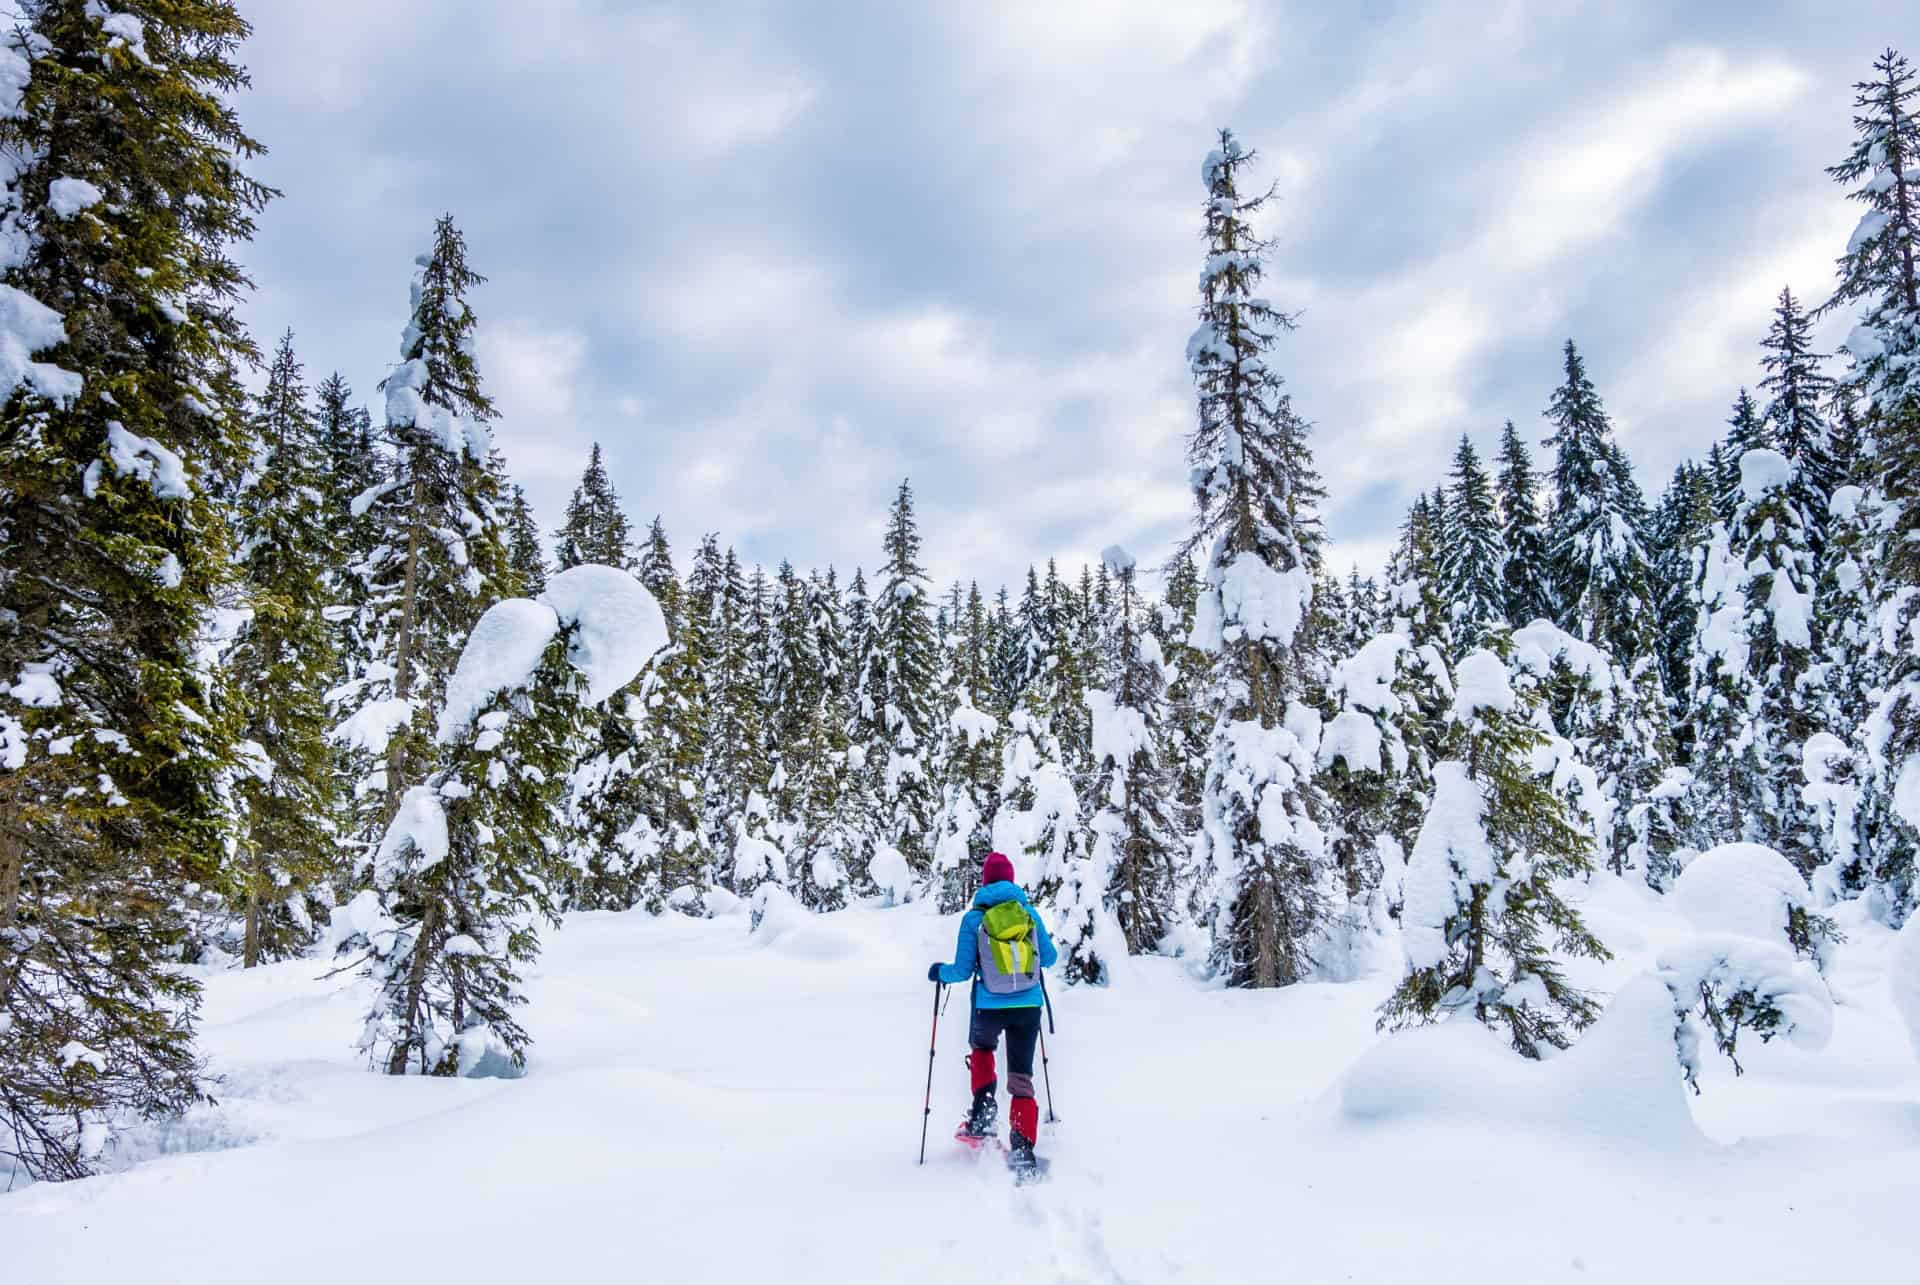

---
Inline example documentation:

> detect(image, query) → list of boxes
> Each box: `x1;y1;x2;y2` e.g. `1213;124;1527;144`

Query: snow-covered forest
4;4;1920;1277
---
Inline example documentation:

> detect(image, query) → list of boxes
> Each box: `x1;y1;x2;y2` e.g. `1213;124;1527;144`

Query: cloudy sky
234;1;1909;590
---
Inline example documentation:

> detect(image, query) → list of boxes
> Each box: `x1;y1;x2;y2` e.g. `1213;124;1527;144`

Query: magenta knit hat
981;852;1016;885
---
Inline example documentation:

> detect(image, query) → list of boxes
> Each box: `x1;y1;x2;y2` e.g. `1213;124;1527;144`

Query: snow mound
1511;618;1617;693
1332;632;1407;714
1450;648;1513;720
1400;761;1489;970
47;177;104;219
1892;917;1920;1062
1215;551;1312;648
1339;975;1699;1145
1088;689;1149;767
748;883;858;962
1669;843;1811;944
376;786;448;877
1319;710;1382;774
538;564;668;705
869;845;912;903
436;598;560;744
1737;448;1792;500
330;696;412;755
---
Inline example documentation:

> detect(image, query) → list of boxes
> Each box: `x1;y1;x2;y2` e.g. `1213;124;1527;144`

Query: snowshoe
955;1120;1001;1153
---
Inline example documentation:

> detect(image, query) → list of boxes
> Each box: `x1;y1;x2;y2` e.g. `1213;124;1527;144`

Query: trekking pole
1038;973;1058;1124
1038;1025;1058;1125
918;981;944;1164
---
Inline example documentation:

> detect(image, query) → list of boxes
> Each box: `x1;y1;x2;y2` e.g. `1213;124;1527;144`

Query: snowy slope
6;880;1918;1285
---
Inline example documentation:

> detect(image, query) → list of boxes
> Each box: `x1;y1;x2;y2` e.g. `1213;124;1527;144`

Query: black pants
970;1004;1041;1080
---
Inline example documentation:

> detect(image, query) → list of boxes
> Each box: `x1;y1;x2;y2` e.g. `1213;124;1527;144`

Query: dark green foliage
0;0;273;1180
1379;640;1609;1057
1544;341;1662;670
553;442;631;572
340;216;514;852
862;481;941;879
1440;435;1504;653
227;333;340;965
1496;420;1552;628
506;484;547;594
1758;287;1837;550
360;625;584;1077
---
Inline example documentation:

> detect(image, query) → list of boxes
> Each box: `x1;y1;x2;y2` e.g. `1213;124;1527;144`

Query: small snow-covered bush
1656;843;1837;1088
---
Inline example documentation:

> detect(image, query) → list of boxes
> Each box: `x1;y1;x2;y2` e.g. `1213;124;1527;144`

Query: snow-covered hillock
1338;974;1701;1145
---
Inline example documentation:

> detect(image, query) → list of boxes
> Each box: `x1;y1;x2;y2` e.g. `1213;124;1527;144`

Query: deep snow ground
6;878;1918;1285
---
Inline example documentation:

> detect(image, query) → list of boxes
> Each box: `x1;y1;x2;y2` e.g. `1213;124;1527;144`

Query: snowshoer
926;851;1058;1174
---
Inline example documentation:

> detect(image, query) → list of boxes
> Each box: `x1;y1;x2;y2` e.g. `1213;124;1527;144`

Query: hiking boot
961;1084;999;1137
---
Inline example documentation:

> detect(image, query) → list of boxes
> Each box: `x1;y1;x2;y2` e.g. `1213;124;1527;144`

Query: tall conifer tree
227;334;339;966
1183;130;1331;988
1440;435;1505;653
0;0;273;1179
1496;420;1552;628
332;218;512;867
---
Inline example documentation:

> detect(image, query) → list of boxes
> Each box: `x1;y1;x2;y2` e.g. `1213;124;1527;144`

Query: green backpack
976;900;1041;996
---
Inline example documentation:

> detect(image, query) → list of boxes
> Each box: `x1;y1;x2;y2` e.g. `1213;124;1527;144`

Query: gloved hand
927;962;944;983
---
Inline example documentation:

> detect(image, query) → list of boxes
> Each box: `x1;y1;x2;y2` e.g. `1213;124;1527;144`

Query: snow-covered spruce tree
1509;619;1669;880
0;0;273;1181
1543;341;1663;672
701;546;770;893
315;373;380;593
1657;843;1838;1089
1153;551;1211;850
1440;434;1505;654
1651;462;1716;751
330;217;513;869
761;561;833;902
225;333;339;965
505;484;546;595
1718;389;1773;525
1385;493;1449;654
620;523;711;909
930;583;1001;911
861;481;941;885
1041;559;1092;773
992;703;1089;911
1081;548;1181;967
1833;50;1920;923
358;567;663;1076
834;565;887;895
998;580;1029;710
553;442;632;572
1183;130;1332;988
783;569;854;909
1829;393;1869;487
1496;420;1554;629
1347;567;1384;642
1758;286;1838;552
1316;630;1440;953
1707;437;1741;527
1808;483;1883;900
1379;644;1609;1057
1688;450;1824;872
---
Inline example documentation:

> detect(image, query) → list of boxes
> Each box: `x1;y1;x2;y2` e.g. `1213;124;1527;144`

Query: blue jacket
934;881;1058;1009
